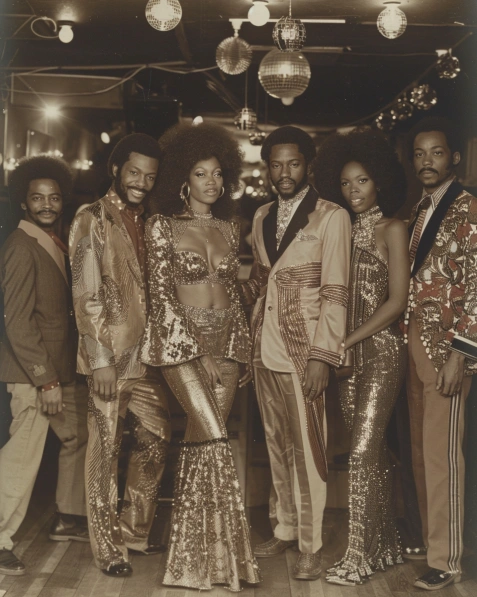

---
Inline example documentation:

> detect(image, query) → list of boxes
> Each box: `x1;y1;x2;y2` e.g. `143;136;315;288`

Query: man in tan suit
0;156;89;576
69;134;170;577
246;126;351;580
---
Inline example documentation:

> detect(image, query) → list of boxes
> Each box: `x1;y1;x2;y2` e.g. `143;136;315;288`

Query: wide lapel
104;196;143;285
263;200;278;267
277;186;319;262
412;181;464;276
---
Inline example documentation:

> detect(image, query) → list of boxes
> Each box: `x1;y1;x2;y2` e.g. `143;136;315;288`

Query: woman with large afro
140;122;261;591
314;128;409;585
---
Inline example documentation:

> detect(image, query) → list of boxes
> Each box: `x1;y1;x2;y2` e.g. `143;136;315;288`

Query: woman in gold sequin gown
140;123;261;591
315;130;409;585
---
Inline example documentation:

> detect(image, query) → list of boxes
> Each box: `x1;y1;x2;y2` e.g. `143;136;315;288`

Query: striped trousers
407;315;471;573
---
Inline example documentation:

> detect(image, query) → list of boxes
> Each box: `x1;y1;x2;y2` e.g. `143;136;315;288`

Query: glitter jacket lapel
69;192;147;379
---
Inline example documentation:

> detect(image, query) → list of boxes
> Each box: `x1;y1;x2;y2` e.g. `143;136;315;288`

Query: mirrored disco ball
436;53;461;79
258;49;311;99
145;0;182;32
392;98;414;121
375;112;396;132
410;84;437;110
216;36;252;75
377;5;407;39
234;108;258;131
249;129;266;146
273;17;306;52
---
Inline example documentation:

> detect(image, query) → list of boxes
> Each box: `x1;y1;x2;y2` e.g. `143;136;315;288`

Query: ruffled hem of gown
163;438;262;592
326;550;404;586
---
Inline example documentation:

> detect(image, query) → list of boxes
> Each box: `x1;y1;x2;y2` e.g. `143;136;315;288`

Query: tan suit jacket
250;186;351;376
69;191;147;379
0;226;76;385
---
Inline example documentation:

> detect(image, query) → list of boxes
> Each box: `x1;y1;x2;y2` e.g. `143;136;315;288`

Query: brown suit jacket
0;228;77;385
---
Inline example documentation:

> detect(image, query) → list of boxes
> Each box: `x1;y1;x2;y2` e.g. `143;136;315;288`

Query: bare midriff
176;283;231;309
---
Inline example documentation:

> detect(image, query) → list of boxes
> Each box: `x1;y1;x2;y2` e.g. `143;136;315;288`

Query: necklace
190;207;213;220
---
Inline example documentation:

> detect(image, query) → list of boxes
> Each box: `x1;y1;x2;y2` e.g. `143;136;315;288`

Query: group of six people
0;115;475;593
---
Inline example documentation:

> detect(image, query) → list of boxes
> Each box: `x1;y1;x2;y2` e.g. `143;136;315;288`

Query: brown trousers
407;315;471;573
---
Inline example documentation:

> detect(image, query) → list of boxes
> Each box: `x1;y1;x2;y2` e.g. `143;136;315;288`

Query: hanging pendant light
259;49;311;100
375;112;396;132
145;0;182;32
248;1;270;27
436;50;461;79
216;20;252;75
377;2;407;39
392;97;414;121
234;70;258;130
273;0;306;52
410;84;437;110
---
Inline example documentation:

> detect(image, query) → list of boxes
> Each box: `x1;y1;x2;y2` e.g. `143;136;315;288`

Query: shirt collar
420;176;456;209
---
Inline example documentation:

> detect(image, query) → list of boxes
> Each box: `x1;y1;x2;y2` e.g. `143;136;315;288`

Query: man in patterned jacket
69;134;170;577
405;117;477;590
244;126;351;580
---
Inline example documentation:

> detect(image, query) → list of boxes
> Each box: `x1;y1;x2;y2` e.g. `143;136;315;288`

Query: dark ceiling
2;0;477;130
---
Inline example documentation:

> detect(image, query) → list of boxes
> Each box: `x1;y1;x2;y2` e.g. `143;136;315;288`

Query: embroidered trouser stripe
448;391;462;573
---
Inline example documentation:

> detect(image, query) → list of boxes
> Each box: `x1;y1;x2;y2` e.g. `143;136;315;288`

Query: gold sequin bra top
171;217;240;286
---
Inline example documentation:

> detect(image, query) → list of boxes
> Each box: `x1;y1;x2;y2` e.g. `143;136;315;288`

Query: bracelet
41;379;60;392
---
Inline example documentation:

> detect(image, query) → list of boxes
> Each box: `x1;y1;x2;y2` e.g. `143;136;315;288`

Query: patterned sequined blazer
69;191;147;379
140;214;251;367
407;182;477;375
248;186;351;376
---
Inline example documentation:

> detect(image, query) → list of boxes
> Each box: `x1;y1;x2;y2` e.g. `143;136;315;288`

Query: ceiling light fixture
259;49;311;100
248;1;270;27
377;2;407;40
145;0;182;32
273;0;306;52
216;19;252;75
58;22;74;43
43;105;61;118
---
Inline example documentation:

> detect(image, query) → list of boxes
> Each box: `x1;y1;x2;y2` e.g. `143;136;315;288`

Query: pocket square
296;229;319;242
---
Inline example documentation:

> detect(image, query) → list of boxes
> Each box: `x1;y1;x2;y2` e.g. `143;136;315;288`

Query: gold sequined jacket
69;190;147;379
248;188;351;377
407;185;477;374
140;214;251;366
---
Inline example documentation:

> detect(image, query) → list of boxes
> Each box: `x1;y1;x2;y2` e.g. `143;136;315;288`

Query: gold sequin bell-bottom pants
85;368;170;570
161;305;261;591
327;324;406;585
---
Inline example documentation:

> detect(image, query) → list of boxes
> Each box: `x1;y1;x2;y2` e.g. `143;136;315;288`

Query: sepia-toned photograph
0;1;476;595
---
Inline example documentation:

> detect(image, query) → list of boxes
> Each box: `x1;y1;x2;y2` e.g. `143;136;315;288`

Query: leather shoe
254;537;297;558
402;545;427;560
414;567;461;591
0;549;26;576
128;544;167;556
49;512;89;543
101;562;133;577
293;550;322;580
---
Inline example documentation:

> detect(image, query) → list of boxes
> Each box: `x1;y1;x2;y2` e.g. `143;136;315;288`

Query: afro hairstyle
9;154;73;205
406;116;465;161
314;128;407;218
260;125;316;165
107;133;162;179
148;122;243;221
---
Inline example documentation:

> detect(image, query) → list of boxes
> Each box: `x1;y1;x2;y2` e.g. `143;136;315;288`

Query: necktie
409;195;432;265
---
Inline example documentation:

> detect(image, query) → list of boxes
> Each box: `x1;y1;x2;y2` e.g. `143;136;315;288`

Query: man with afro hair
69;133;170;577
0;155;89;576
245;126;351;580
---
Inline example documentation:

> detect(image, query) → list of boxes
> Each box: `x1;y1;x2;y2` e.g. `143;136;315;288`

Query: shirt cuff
308;347;342;368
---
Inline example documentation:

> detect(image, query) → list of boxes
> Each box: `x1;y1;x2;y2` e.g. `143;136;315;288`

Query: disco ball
377;4;407;40
375;112;396;132
392;98;414;121
258;49;311;99
249;129;266;146
410;84;437;110
234;108;258;131
273;16;306;52
145;0;182;32
436;52;461;79
216;36;252;75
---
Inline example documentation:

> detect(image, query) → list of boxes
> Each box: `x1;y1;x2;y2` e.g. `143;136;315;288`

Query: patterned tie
409;195;432;265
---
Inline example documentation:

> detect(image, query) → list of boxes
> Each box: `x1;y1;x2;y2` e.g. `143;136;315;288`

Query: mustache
277;178;295;184
419;168;438;175
38;209;59;214
127;186;146;193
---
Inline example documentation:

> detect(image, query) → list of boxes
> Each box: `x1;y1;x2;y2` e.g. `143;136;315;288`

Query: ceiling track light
58;21;74;43
377;1;407;39
248;1;270;27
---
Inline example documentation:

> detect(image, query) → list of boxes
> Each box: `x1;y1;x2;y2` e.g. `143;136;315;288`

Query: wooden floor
1;498;476;597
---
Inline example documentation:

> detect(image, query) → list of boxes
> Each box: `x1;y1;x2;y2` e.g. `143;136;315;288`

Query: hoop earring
219;186;225;198
180;182;190;202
